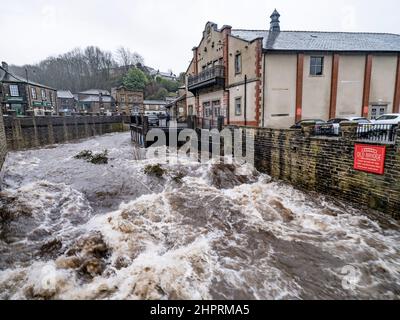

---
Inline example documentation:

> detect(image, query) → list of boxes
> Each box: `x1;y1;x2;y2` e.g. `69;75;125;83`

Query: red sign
354;144;386;175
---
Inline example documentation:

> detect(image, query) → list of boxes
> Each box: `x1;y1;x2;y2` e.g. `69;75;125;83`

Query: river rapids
0;132;399;300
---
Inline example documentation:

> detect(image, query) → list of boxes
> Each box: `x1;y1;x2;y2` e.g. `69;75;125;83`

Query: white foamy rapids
1;132;399;300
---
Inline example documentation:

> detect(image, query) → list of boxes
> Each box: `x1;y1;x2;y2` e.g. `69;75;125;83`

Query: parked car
371;114;400;125
290;119;325;129
319;117;370;135
147;114;159;127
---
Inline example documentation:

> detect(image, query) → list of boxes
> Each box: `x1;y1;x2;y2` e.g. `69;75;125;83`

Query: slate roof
143;100;168;105
231;30;400;52
80;96;113;103
57;90;74;99
79;89;111;96
0;69;56;90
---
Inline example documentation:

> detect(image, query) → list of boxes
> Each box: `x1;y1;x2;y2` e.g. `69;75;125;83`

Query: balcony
188;65;225;93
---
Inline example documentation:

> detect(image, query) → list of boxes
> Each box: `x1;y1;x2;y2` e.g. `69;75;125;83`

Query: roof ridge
232;29;400;37
279;30;400;36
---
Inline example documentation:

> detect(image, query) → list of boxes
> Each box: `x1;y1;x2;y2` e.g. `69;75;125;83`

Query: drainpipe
244;74;247;126
262;54;266;127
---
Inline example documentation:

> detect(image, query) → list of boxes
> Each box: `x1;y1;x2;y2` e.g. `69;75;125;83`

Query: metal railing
313;124;340;137
356;124;397;143
188;65;225;88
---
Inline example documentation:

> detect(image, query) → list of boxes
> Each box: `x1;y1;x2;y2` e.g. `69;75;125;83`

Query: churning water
0;132;399;300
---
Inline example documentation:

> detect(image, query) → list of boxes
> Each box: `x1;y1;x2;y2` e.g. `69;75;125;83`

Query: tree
122;68;149;90
116;47;144;70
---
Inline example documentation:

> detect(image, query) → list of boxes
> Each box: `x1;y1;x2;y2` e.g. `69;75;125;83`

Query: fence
356;124;397;143
312;122;398;144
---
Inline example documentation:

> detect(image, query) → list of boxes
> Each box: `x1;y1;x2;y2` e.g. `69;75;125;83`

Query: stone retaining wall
3;115;130;151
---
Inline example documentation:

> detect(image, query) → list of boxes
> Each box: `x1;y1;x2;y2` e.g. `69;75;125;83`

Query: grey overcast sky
1;0;399;73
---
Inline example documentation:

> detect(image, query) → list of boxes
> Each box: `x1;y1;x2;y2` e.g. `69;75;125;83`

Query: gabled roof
143;100;168;105
166;94;187;108
57;90;74;99
80;96;113;103
0;68;56;90
231;29;400;52
79;89;111;96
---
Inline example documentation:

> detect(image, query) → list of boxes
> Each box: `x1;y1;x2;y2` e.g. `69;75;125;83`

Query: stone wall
3;115;130;151
232;124;400;219
0;108;7;171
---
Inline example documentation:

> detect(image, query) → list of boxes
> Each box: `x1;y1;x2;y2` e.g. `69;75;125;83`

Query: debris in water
144;164;166;178
171;172;186;184
74;150;93;161
90;150;109;165
74;150;109;165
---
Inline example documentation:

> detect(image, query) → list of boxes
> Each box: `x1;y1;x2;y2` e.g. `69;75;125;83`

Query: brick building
111;86;144;115
0;62;57;116
186;10;400;128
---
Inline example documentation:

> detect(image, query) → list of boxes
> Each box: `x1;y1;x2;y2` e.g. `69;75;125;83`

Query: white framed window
9;85;19;97
31;87;37;99
212;100;221;117
41;89;47;100
203;101;211;118
235;54;242;74
310;57;324;76
235;97;242;116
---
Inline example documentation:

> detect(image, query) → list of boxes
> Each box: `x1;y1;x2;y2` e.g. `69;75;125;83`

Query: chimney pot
270;9;281;32
1;61;9;72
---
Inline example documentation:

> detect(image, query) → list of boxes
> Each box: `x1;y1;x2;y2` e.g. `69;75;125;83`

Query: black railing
313;124;340;137
188;65;225;89
356;124;397;143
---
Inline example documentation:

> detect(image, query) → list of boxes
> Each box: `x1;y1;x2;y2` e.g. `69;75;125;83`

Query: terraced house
185;10;400;128
0;62;57;116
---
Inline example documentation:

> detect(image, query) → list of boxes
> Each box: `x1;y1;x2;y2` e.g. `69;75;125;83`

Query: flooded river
0;132;399;300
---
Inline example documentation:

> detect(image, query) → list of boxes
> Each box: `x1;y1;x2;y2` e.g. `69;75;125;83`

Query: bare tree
116;46;144;70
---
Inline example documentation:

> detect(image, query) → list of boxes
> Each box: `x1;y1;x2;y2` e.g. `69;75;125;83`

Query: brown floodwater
0;132;399;300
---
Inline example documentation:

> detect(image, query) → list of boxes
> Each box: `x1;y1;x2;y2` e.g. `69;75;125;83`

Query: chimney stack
270;9;281;32
1;62;9;72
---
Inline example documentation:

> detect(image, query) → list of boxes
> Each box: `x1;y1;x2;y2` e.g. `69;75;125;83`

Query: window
128;95;133;103
370;105;387;120
121;96;125;103
31;87;37;99
235;97;242;116
203;102;211;118
212;100;221;117
188;105;194;116
235;54;242;74
310;57;324;76
49;92;53;103
41;89;46;100
9;85;19;97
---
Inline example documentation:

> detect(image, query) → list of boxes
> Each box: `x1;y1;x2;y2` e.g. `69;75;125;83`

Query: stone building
0;62;58;116
76;89;115;114
143;100;168;113
185;10;400;128
57;90;76;115
111;86;144;115
166;86;187;120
